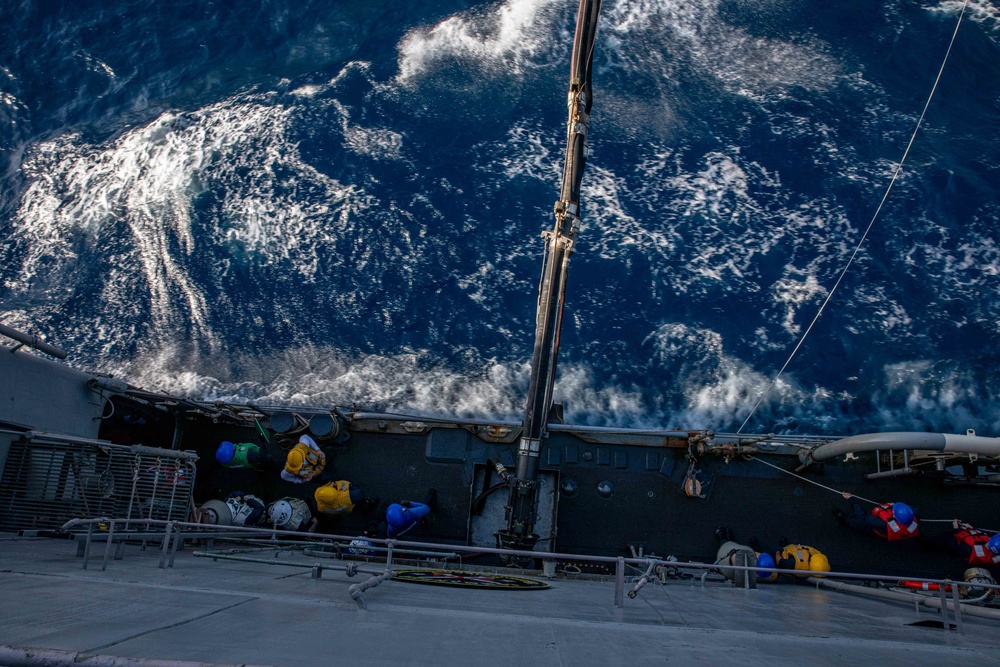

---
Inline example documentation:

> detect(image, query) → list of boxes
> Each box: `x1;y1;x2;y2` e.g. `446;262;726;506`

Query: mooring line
749;455;998;533
748;455;877;504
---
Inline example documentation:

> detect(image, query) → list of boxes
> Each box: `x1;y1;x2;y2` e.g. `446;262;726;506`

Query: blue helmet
386;503;405;528
892;502;915;526
756;552;776;576
216;441;235;464
988;533;1000;555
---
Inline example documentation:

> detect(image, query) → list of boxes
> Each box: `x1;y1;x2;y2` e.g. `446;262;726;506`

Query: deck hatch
547;447;561;466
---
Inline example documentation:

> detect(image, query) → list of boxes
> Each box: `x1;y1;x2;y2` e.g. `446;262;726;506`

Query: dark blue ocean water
2;0;999;435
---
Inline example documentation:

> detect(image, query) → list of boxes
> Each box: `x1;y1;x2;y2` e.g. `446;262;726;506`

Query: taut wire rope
738;0;969;434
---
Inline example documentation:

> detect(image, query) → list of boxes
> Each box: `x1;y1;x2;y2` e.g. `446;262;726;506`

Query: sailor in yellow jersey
280;434;327;483
739;536;829;584
313;480;377;517
770;539;831;581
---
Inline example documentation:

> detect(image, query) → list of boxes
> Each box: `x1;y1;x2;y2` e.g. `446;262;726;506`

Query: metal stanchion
158;521;174;569
939;579;951;629
82;523;95;570
100;520;115;571
951;583;964;634
614;557;625;608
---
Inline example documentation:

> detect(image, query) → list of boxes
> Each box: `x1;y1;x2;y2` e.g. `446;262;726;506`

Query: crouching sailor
215;440;278;470
773;540;831;580
314;480;377;517
835;492;919;541
386;489;437;539
198;491;267;527
280;434;327;483
921;520;1000;566
267;497;318;533
713;525;757;588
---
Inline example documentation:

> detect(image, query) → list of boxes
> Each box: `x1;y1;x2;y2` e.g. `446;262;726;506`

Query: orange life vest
871;503;919;540
955;529;1000;565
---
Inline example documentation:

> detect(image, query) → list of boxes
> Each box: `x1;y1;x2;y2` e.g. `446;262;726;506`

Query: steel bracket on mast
518;437;542;459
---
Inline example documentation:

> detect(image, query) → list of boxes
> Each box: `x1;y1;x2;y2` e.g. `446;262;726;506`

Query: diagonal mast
498;0;602;559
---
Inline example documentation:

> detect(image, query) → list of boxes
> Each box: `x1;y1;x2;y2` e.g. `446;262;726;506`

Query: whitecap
396;0;565;84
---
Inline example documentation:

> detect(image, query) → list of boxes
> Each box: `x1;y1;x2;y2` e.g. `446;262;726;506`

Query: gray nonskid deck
1;536;999;666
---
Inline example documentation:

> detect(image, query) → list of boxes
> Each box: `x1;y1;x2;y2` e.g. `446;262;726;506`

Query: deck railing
56;516;1000;628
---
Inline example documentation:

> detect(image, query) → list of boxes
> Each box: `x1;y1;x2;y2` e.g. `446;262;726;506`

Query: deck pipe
799;431;1000;469
349;569;396;608
810;576;1000;622
0;323;67;359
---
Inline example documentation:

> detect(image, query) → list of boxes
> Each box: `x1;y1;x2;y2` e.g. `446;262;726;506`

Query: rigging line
750;456;1000;534
752;460;1000;533
737;0;969;435
747;455;878;505
920;518;999;534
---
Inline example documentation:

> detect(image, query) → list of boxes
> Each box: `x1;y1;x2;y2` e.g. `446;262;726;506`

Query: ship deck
2;534;999;666
193;422;1000;582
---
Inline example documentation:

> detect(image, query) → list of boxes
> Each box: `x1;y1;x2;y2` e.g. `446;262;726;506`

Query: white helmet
268;500;292;526
199;499;233;526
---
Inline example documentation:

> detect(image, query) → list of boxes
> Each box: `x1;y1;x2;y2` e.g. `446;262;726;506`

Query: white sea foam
902;211;1000;327
670;151;752;219
601;0;840;102
396;0;564;83
877;360;1000;432
290;84;324;98
92;311;1000;434
15;116;216;346
114;344;530;420
489;123;557;183
1;90;23;111
547;364;649;427
605;139;863;336
8;87;382;352
599;148;786;293
771;269;829;337
583;164;681;262
930;0;1000;29
643;322;815;430
332;99;404;162
638;322;1000;433
109;341;662;428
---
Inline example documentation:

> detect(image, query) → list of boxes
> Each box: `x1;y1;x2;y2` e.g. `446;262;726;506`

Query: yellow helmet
315;484;337;504
809;553;831;576
684;477;702;497
285;448;305;474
